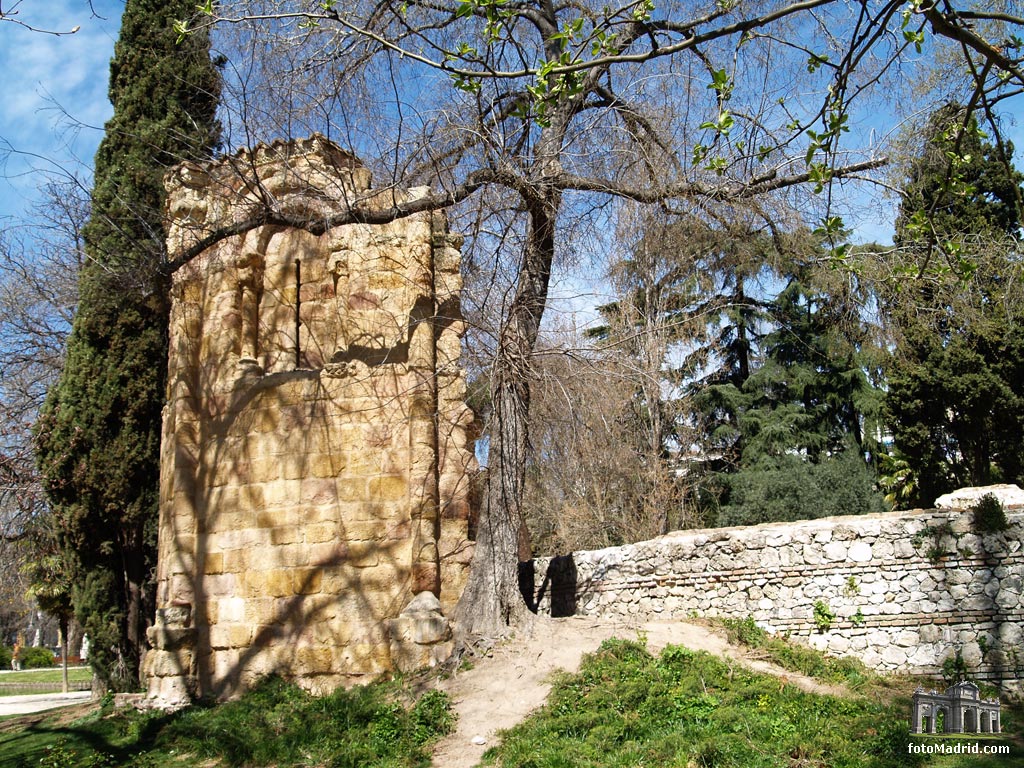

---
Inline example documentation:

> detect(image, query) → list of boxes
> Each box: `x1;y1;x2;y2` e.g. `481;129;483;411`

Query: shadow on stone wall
146;140;477;705
527;554;579;618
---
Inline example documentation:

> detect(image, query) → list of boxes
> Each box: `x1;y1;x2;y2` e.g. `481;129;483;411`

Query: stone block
847;542;873;562
370;475;408;501
935;484;1024;510
823;542;847;562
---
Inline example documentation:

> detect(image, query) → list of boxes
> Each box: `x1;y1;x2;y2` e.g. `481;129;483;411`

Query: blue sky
1;3;1019;263
0;1;121;222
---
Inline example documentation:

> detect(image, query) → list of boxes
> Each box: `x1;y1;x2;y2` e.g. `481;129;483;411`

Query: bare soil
430;615;844;768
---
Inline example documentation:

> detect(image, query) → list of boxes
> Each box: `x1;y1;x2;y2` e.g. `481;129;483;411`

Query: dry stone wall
532;508;1024;695
145;136;475;705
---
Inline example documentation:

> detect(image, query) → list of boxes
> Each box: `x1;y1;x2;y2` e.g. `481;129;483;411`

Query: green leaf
173;19;189;43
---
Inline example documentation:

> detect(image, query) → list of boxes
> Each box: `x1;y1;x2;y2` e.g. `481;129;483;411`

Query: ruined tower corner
147;135;477;706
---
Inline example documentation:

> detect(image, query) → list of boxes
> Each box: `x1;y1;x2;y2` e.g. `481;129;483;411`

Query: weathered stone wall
145;136;475;704
532;508;1024;695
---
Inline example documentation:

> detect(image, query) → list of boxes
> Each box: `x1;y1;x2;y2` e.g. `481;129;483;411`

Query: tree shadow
529;554;579;618
147;144;476;703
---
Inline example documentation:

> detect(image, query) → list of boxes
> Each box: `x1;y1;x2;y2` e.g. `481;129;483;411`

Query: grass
719;616;880;688
0;668;92;684
0;635;1019;768
0;675;455;767
481;637;1023;768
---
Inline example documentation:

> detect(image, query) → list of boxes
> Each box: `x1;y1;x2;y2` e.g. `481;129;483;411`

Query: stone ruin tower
145;135;476;704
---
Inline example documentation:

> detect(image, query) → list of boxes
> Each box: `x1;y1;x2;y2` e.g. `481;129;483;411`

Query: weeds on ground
0;675;454;768
720;616;875;688
482;637;922;768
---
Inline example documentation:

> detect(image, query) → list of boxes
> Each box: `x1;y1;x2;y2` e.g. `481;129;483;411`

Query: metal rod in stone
295;258;302;369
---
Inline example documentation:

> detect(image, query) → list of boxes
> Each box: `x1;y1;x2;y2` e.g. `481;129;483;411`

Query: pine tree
695;254;887;526
35;0;220;691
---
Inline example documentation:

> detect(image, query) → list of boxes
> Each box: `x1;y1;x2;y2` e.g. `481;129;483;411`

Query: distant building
911;681;1001;734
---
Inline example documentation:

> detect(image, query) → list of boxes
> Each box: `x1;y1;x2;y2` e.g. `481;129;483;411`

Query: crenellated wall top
163;134;387;257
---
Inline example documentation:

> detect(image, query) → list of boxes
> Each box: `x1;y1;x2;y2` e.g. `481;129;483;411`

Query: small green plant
843;576;860;597
978;634;989;659
973;492;1008;533
720;617;872;687
722;616;768;646
941;648;969;684
813;600;835;632
851;608;865;626
38;740;113;768
914;521;955;562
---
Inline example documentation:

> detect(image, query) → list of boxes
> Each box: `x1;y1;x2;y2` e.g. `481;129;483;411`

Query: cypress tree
36;0;220;691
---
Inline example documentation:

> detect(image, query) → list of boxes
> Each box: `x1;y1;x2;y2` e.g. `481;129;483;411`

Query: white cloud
0;0;121;219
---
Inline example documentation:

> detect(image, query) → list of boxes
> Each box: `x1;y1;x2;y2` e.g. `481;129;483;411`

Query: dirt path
430;615;842;768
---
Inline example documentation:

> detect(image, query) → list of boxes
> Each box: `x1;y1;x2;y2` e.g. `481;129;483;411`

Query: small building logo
911;681;1001;734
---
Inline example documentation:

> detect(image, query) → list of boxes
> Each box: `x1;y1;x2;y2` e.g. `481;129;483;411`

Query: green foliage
0;645;11;669
0;676;454;767
812;600;835;632
941;649;969;684
18;646;56;669
160;676;455;767
912;521;956;562
885;330;1024;507
721;616;767;644
35;0;221;692
885;105;1024;507
720;617;873;687
484;636;918;768
38;740;115;768
705;450;887;527
973;493;1009;533
688;246;887;526
843;575;860;597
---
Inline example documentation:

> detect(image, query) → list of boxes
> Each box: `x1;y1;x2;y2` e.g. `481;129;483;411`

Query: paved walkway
0;691;92;716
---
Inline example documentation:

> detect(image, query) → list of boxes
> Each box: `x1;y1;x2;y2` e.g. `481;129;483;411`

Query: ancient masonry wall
145;136;475;704
532;508;1024;695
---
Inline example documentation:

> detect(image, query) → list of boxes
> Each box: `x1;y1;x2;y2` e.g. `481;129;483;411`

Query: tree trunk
60;615;69;694
121;521;149;691
455;181;559;636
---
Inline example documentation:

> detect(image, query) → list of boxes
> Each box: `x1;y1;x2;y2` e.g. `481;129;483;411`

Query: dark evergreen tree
741;274;881;464
35;0;220;691
885;105;1024;507
589;217;776;461
699;265;887;526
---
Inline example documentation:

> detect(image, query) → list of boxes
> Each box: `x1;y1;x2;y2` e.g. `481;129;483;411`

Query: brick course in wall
532;508;1024;696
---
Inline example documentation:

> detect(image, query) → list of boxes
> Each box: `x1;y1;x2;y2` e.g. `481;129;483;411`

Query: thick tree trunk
121;521;150;691
455;180;559;636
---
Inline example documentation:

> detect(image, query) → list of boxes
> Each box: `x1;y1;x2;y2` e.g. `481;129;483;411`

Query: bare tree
166;0;1024;635
0;177;85;673
0;3;81;35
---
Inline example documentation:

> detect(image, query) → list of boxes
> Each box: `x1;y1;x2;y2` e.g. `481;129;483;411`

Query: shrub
20;646;57;669
973;492;1008;533
0;645;11;669
710;451;887;527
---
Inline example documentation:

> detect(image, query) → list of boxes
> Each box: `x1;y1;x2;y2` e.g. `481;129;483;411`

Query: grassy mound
484;638;923;768
0;675;454;768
